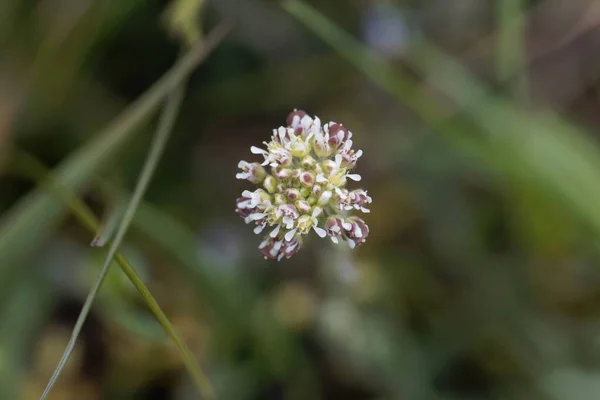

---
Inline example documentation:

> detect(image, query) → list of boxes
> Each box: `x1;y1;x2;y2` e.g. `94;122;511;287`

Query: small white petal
273;240;283;251
354;225;363;238
277;253;285;261
286;241;299;254
313;226;327;238
285;229;297;242
270;225;281;238
278;126;286;141
236;172;250;180
331;236;339;244
246;213;266;221
317;191;332;206
342;222;353;230
311;207;323;218
360;207;370;213
254;224;266;234
316;174;328;183
355;149;363;158
335;154;343;167
346;239;356;249
251;146;267;154
346;174;361;181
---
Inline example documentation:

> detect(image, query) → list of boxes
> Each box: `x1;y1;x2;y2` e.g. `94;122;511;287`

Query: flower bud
259;236;302;261
321;159;337;174
325;216;345;243
236;161;266;184
300;187;311;198
300;171;315;187
311;184;322;196
290;139;310;158
286;189;301;201
274;166;292;180
295;200;311;214
301;155;316;169
263;175;277;193
235;197;254;218
326;123;351;149
343;216;369;248
286;109;308;128
312;136;332;157
274;193;287;205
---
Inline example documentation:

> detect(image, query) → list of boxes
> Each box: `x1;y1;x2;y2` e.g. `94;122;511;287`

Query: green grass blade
0;22;231;291
91;193;128;247
496;0;527;99
13;141;217;400
38;82;202;399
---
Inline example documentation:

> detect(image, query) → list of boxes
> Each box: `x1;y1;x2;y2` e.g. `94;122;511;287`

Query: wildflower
236;109;371;260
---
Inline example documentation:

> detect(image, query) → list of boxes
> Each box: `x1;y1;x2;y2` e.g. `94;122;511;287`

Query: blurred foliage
4;0;600;399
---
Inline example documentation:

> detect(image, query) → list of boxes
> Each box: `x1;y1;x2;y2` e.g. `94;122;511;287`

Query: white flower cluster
236;110;372;261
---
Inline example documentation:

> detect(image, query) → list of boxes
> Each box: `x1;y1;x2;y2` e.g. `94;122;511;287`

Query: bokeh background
3;0;600;399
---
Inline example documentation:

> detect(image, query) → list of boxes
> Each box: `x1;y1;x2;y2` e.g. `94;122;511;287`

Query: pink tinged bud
343;217;369;248
317;190;332;206
340;148;362;169
326;123;351;149
235;197;254;218
278;153;293;167
275;166;292;180
295;200;311;214
312;184;322;196
286;109;308;128
263;175;277;193
325;216;344;243
286;189;301;200
259;236;302;261
300;171;315;187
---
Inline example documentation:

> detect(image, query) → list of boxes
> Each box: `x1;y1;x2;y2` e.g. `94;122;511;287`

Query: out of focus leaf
0;25;230;295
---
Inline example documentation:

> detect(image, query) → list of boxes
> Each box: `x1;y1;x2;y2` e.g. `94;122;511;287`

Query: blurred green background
3;0;600;399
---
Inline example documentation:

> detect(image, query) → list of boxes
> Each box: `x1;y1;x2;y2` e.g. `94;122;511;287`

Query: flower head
236;109;371;261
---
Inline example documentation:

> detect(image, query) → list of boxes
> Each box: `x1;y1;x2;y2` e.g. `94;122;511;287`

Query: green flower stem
10;149;215;399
